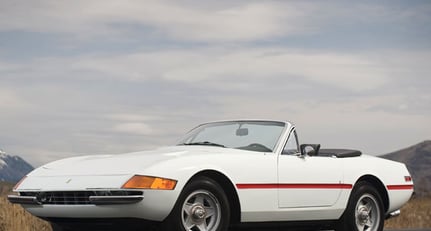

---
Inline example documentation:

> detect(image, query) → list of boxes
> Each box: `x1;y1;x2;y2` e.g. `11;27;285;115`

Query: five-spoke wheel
336;181;384;231
163;176;230;231
181;190;221;231
355;193;381;231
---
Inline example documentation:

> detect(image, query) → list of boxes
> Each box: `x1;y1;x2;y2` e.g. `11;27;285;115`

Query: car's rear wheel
336;181;384;231
162;176;230;231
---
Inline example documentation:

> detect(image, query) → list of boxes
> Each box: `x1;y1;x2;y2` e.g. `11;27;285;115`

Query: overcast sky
1;0;430;167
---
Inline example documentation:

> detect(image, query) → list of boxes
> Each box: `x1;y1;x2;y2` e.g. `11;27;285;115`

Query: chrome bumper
88;195;144;205
7;194;144;205
8;195;41;205
385;209;401;219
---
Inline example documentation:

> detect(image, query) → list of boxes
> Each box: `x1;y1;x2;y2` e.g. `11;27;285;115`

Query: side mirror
300;144;321;156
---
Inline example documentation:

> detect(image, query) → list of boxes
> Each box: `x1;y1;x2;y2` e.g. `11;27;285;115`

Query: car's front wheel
336;181;384;231
162;176;230;231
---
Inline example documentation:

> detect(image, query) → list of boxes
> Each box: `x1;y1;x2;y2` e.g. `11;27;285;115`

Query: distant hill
0;149;34;183
381;140;431;196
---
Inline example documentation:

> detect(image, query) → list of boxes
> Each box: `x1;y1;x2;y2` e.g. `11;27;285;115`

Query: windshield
178;121;286;152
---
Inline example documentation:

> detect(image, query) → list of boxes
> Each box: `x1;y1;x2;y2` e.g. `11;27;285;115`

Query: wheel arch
354;175;389;213
187;170;241;224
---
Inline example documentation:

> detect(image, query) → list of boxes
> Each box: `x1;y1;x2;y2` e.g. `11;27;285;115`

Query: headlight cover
13;176;27;191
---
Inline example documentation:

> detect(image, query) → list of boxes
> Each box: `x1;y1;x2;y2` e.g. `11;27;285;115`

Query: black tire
50;223;69;231
162;176;230;231
336;181;384;231
51;223;90;231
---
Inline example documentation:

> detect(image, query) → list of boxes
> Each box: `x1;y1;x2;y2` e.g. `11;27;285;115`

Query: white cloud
2;1;429;44
0;88;28;109
5;48;431;93
46;48;395;91
0;0;309;42
112;122;153;135
105;114;158;122
162;49;392;91
144;2;305;41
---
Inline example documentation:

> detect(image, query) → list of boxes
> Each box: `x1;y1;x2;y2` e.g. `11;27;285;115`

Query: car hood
30;146;232;177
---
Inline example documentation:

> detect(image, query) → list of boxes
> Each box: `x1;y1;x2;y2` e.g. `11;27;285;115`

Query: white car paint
11;120;413;227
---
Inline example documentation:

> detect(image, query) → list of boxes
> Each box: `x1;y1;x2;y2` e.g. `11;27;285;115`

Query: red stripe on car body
386;185;414;190
236;183;352;189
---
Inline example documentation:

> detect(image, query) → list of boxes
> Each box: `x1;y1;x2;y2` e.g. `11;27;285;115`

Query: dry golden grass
0;182;51;231
0;197;52;231
385;196;431;229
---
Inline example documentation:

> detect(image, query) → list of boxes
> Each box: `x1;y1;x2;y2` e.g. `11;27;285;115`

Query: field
0;182;429;230
384;195;431;229
0;182;51;231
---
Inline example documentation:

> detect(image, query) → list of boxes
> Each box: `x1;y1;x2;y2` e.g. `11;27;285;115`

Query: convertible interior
315;149;362;158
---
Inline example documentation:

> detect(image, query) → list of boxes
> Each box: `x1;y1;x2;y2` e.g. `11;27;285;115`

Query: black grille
20;191;143;205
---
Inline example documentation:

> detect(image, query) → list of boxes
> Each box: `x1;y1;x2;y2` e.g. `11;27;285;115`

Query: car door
278;129;344;208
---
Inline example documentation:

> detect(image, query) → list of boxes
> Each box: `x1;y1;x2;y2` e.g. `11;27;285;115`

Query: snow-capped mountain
0;149;34;183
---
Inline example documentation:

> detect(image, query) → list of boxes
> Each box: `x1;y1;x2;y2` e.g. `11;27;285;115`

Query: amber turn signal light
122;175;177;190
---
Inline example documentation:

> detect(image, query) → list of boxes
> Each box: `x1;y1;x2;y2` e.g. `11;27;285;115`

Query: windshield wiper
180;141;226;148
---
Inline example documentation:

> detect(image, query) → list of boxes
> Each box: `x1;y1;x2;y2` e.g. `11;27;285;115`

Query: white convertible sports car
9;120;413;231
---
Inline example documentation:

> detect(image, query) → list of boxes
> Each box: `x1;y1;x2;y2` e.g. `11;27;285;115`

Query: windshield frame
177;120;288;153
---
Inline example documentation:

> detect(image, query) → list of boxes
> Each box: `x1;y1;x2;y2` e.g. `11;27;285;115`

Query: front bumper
8;195;41;205
8;193;144;205
7;189;178;221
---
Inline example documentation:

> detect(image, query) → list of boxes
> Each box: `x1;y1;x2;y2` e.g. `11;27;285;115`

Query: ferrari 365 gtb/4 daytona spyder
9;120;413;231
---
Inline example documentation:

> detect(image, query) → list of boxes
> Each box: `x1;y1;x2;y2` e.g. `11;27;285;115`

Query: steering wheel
245;143;272;152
